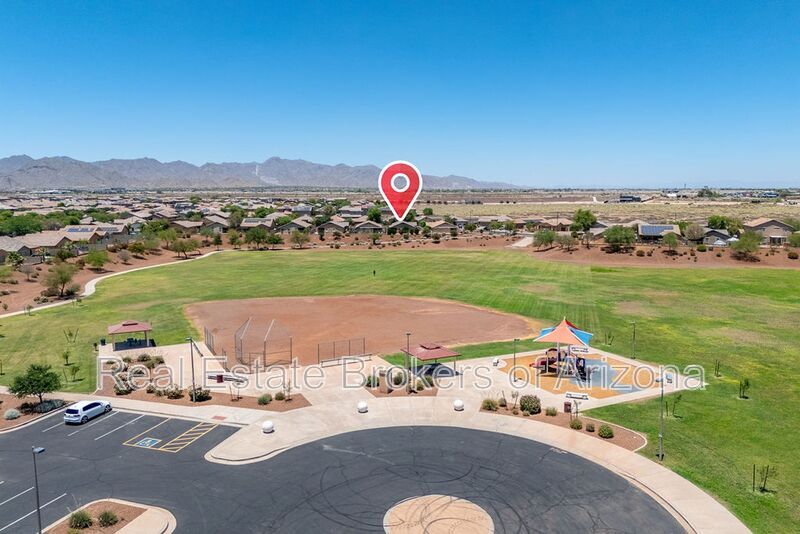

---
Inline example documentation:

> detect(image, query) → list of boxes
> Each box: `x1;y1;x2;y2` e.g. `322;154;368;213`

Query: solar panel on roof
640;224;674;236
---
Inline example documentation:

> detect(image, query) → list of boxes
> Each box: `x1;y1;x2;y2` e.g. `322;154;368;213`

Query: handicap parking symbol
135;437;161;448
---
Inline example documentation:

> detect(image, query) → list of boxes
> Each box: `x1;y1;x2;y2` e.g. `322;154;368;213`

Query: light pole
32;446;45;534
512;338;520;382
405;332;411;393
656;367;665;461
631;321;636;359
186;337;197;402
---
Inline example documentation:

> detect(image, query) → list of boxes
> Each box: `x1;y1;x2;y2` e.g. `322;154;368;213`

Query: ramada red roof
107;320;152;335
403;343;460;361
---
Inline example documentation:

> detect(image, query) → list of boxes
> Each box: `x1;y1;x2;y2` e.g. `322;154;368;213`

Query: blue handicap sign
135;437;161;448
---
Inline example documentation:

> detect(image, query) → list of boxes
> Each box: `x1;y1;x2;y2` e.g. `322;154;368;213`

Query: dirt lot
186;295;537;367
531;244;800;269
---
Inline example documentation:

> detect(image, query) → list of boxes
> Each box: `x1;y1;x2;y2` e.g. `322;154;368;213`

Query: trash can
563;401;572;413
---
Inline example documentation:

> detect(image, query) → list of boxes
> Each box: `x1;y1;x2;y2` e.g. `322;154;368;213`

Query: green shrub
188;387;211;402
113;383;132;395
393;371;405;386
258;393;272;405
98;510;119;527
481;398;499;411
511;407;519;415
69;509;93;529
67;528;82;534
498;396;507;407
415;379;425;392
519;395;541;414
635;249;645;257
275;391;286;401
146;384;156;394
165;385;183;399
364;374;379;388
545;406;557;416
570;418;583;430
153;355;165;365
598;424;614;439
789;251;798;260
586;422;595;432
136;353;151;362
522;410;530;417
122;356;133;363
4;409;21;420
696;244;707;252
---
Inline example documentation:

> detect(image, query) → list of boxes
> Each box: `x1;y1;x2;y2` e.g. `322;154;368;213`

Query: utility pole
186;337;197;402
32;446;45;534
512;338;520;382
405;332;411;394
658;374;665;460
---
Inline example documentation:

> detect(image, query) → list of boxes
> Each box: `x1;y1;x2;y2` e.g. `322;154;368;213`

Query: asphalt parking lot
0;415;682;533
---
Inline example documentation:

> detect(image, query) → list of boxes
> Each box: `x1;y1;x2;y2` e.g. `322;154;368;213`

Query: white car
64;400;112;424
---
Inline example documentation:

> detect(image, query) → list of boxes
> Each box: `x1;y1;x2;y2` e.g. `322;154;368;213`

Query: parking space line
67;411;119;436
157;422;218;453
0;492;67;532
0;487;33;507
41;421;64;433
122;418;172;446
94;414;145;441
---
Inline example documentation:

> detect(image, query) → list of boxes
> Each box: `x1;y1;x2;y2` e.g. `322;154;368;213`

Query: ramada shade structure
107;320;152;350
402;343;461;372
107;320;152;336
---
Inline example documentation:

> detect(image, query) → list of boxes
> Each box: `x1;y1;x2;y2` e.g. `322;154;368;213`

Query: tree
789;232;800;248
43;262;78;297
9;363;62;403
731;230;761;260
172;238;200;259
227;229;241;249
128;241;146;256
366;207;382;223
465;223;477;232
556;234;577;251
85;250;109;270
5;251;24;268
604;225;636;252
663;232;679;253
213;233;223;249
290;230;311;249
533;229;556;248
317;227;325;240
266;233;284;249
422;207;434;216
228;211;243;229
503;221;516;233
684;223;704;242
117;249;131;264
571;209;597;232
55;245;75;261
158;228;179;248
245;228;268;249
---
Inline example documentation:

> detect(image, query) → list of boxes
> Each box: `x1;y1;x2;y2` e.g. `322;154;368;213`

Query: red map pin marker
378;160;423;221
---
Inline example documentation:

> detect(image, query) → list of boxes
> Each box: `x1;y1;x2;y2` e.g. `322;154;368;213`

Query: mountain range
0;155;515;190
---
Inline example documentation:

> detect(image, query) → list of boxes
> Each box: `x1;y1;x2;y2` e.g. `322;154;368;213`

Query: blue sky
1;1;798;187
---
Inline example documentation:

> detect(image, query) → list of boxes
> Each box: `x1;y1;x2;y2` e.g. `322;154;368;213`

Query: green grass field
0;249;797;532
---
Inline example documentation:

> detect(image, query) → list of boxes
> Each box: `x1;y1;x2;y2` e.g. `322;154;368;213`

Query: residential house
702;228;730;246
538;217;573;232
742;218;795;245
388;220;417;233
203;215;230;234
428;220;457;234
18;231;72;255
637;224;682;242
317;220;349;233
170;220;203;235
275;218;312;234
352;220;384;234
0;236;32;263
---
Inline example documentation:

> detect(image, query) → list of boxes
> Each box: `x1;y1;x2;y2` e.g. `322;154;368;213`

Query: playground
185;295;536;367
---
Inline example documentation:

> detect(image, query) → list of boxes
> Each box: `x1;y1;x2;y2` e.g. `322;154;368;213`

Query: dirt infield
185;295;536;366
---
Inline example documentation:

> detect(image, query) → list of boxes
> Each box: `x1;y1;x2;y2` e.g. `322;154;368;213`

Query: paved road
0;412;682;533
